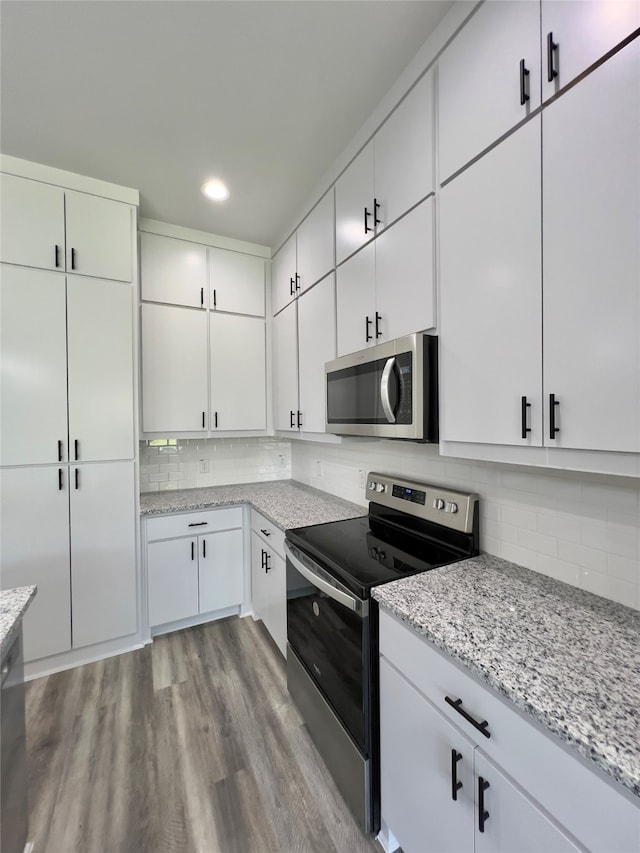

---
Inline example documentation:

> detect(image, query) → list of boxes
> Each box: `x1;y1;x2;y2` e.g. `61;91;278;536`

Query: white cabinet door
0;266;68;466
209;247;264;316
439;1;541;183
67;278;134;462
0;174;65;271
298;273;336;433
262;549;286;657
69;461;137;648
380;658;475;853
272;301;299;431
375;69;435;229
251;531;268;622
296;189;335;294
440;119;542;447
335;141;375;264
271;233;297;316
141;303;208;432
336;241;375;357
541;1;640;100
375;198;435;344
0;466;71;662
148;537;199;627
543;40;640;453
210;313;266;431
65;190;132;282
199;529;244;613
140;232;207;308
474;752;581;853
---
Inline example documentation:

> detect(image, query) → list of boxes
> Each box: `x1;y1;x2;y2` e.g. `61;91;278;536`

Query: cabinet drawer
146;506;242;541
251;510;285;558
379;608;640;853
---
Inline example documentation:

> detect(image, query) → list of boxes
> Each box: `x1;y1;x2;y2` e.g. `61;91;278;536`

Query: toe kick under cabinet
145;507;245;633
379;609;639;853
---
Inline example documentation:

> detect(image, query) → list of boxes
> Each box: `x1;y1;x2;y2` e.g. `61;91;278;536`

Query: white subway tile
582;524;639;559
535;555;580;586
158;481;178;491
557;540;606;572
579;569;638;609
518;529;557;556
499;542;537;571
607;554;640;585
500;505;536;530
148;472;169;483
536;513;582;543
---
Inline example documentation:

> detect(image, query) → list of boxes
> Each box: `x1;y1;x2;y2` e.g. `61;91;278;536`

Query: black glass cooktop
286;513;466;599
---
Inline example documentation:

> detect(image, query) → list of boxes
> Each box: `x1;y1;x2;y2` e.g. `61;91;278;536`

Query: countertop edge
0;585;37;659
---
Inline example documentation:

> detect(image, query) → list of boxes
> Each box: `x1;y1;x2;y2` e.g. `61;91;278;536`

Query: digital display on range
392;484;426;505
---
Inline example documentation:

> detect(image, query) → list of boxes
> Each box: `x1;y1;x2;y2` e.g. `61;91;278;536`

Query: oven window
287;567;366;752
326;353;412;425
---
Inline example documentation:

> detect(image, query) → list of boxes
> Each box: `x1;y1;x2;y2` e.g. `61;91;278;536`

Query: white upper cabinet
140;232;207;308
208;247;264;316
271;232;297;316
296;189;335;295
66;277;134;462
542;38;640;453
336;240;375;357
298;274;336;433
64;190;132;282
210;313;266;431
0;174;133;281
335;142;375;265
141;302;208;432
440;119;542;447
374;69;435;229
272;300;299;431
439;0;541;183
0;267;68;466
541;1;640;100
0;174;65;271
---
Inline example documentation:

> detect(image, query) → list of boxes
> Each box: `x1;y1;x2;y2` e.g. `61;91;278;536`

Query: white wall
140;437;291;492
292;439;640;611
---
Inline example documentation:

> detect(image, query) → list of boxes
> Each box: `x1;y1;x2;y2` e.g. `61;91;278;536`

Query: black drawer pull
261;548;266;569
444;696;491;738
202;539;206;558
519;58;530;105
549;393;560;439
188;521;208;527
365;315;373;342
451;749;463;801
265;552;271;573
547;32;558;82
521;396;531;439
260;528;271;537
478;777;490;833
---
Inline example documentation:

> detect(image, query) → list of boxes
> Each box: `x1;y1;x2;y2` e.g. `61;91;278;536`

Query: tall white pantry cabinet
0;158;139;670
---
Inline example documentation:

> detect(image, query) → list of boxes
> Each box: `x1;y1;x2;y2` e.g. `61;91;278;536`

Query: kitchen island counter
373;553;640;800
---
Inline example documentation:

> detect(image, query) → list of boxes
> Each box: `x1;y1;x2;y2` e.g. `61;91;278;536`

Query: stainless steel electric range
284;472;479;835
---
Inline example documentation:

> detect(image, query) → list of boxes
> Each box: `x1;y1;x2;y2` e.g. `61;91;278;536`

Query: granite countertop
373;554;640;800
140;479;365;530
0;586;37;659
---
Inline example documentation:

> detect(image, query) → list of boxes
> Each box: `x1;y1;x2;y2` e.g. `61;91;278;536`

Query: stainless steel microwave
325;333;438;441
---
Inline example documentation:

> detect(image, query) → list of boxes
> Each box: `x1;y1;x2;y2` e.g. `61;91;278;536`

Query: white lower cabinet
146;507;244;629
250;512;286;657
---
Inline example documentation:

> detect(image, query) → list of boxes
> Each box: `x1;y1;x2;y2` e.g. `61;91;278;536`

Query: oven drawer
251;510;285;557
146;506;243;541
379;608;638;853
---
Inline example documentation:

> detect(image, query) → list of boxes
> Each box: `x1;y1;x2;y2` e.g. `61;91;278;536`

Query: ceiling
0;0;453;249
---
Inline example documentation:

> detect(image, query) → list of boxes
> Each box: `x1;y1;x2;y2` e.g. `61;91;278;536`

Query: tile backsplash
291;439;640;611
140;437;291;491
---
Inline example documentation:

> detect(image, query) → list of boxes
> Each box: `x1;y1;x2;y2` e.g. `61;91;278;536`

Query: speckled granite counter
373;554;640;799
140;480;365;530
0;586;36;658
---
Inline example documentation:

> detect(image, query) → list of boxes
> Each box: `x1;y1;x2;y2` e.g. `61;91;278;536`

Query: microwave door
380;357;398;423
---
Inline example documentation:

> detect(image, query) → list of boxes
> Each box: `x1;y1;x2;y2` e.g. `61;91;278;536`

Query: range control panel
366;472;478;534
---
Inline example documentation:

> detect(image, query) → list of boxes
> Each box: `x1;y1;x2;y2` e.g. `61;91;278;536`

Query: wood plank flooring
24;617;382;853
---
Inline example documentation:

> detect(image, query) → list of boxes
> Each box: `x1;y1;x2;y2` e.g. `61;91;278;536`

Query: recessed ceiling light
201;179;230;201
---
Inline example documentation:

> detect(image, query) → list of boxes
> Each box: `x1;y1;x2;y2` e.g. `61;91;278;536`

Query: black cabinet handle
290;276;295;296
213;288;217;308
373;198;381;227
260;528;271;537
521;396;531;439
451;749;463;801
365;315;373;342
202;411;206;429
74;468;79;490
549;394;560;439
295;273;301;292
364;206;373;234
478;777;490;833
58;468;64;491
200;287;204;307
191;541;195;561
214;411;218;429
74;439;79;461
261;548;266;569
265;552;271;573
444;696;491;738
58;439;64;462
55;244;61;268
188;521;208;527
375;312;382;339
520;59;530;105
297;410;302;429
70;247;77;270
547;32;558;82
290;410;295;428
202;539;206;558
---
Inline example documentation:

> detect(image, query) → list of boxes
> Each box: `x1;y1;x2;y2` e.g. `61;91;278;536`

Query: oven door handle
380;357;397;424
284;542;367;613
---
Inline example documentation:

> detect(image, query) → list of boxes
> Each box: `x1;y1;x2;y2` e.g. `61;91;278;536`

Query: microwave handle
380;357;397;424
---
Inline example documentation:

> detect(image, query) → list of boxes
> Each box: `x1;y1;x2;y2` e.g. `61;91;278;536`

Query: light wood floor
25;616;382;853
